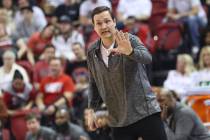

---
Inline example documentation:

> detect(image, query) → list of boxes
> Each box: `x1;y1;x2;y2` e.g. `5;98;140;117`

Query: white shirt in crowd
190;69;210;88
168;0;207;23
15;6;47;28
52;30;85;61
80;0;111;18
164;70;193;98
0;63;29;91
117;0;152;20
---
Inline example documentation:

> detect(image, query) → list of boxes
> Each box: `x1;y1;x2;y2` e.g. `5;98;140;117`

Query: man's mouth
101;31;110;34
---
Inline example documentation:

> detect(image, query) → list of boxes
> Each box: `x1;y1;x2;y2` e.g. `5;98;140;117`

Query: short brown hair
25;112;40;121
91;6;115;24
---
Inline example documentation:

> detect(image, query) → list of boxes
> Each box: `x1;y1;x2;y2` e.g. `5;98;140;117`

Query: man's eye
97;22;102;25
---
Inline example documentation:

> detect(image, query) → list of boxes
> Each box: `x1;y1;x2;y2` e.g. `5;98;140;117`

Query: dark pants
111;113;167;140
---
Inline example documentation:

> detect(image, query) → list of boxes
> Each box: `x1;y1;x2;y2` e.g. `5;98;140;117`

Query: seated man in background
25;113;57;140
157;88;210;140
33;45;55;90
36;57;75;126
54;106;90;140
166;0;207;55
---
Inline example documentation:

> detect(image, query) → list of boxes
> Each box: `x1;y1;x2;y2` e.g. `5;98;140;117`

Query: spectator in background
157;88;210;140
0;0;17;19
3;70;36;116
54;0;80;25
164;54;196;99
33;45;55;90
14;6;46;44
54;106;90;140
64;42;89;125
0;50;29;91
36;57;75;126
15;0;47;28
25;113;57;140
79;0;111;26
52;15;84;61
65;42;87;82
0;13;28;62
0;7;16;36
166;0;207;55
191;46;210;89
116;0;152;22
27;23;55;65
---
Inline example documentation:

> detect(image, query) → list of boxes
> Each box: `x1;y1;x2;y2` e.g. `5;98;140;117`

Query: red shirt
33;60;50;83
40;73;75;106
3;85;36;110
28;32;52;56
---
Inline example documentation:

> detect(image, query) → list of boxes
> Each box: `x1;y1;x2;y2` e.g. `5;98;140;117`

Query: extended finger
124;32;129;40
115;30;121;43
119;30;125;40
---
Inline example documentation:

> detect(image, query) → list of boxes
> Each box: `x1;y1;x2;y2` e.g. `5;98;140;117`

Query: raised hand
111;30;133;55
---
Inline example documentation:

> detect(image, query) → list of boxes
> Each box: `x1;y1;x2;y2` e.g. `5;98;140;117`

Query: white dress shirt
100;42;115;67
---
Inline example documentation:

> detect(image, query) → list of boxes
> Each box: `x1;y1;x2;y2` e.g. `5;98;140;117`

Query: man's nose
101;22;107;29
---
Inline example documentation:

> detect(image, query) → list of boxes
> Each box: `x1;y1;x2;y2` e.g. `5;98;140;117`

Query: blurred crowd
0;0;209;140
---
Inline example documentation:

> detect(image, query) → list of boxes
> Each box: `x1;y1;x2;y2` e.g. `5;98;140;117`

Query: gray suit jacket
87;33;160;127
164;102;210;140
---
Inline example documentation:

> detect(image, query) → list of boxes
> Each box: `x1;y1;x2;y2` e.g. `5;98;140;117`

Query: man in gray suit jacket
85;6;167;140
157;89;210;140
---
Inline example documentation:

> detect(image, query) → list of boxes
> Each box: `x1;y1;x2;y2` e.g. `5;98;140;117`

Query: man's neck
101;37;115;49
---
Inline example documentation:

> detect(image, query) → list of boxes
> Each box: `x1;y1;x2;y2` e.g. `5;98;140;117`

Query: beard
55;122;69;134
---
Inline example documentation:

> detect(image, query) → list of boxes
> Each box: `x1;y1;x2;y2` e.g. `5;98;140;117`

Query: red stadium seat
155;23;183;51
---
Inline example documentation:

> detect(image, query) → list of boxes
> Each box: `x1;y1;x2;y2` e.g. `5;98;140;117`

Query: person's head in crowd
2;50;15;68
58;15;72;35
176;54;196;75
72;42;86;60
49;57;63;77
125;16;136;30
43;45;55;61
91;6;116;40
198;46;210;70
12;70;24;90
1;0;13;10
157;88;177;118
20;6;33;22
40;24;56;39
55;107;70;133
18;0;30;8
25;113;41;135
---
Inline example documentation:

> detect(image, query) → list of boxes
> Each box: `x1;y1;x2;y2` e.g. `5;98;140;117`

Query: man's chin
101;34;113;39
